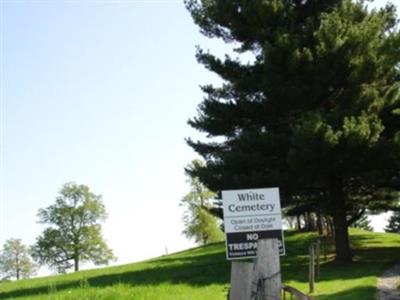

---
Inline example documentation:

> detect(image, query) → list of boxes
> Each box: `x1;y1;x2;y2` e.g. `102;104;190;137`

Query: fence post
229;261;253;300
315;240;320;281
252;239;282;300
323;236;328;262
309;245;315;294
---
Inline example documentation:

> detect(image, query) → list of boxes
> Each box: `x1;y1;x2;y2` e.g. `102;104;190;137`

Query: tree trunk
74;254;79;272
316;210;323;235
287;217;294;229
16;256;20;280
296;215;301;230
330;181;352;264
326;216;334;237
332;210;352;264
309;212;317;231
304;212;310;231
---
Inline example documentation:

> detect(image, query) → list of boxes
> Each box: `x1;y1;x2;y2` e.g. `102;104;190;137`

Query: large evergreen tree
185;0;400;264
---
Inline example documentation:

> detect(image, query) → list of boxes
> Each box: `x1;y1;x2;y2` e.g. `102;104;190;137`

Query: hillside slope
0;229;399;300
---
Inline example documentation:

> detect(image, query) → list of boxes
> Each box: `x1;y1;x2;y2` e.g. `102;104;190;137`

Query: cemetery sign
222;187;285;259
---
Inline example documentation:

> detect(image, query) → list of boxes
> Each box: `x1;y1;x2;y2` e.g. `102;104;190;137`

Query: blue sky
0;0;397;274
1;0;229;271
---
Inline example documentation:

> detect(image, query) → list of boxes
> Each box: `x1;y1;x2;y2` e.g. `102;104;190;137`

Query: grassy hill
0;229;399;300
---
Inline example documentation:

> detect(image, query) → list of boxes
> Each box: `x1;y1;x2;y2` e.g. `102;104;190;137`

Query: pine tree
385;211;400;233
185;0;400;264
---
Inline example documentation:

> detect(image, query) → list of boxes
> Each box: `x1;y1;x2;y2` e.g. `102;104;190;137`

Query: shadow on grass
0;250;230;299
1;231;398;299
317;286;376;300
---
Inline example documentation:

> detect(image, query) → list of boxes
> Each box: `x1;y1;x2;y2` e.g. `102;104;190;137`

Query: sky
0;0;398;275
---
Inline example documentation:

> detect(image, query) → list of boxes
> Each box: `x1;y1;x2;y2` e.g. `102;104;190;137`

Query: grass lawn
0;229;399;300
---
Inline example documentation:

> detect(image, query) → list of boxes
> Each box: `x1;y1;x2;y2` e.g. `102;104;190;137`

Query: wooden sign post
229;239;282;300
230;261;253;300
252;239;282;300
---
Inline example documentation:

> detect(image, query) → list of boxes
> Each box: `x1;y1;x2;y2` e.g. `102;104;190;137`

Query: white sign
222;187;285;259
223;188;282;232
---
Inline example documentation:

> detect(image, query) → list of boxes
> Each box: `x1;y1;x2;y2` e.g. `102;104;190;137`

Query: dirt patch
377;263;400;300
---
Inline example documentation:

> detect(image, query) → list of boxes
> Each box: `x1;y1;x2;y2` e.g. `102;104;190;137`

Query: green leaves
186;0;400;263
385;210;400;233
181;160;224;245
342;112;384;146
32;183;114;273
0;239;36;280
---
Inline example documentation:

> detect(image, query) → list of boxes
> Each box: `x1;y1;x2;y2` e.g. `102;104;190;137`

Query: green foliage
31;182;114;273
351;214;373;231
0;239;36;280
0;230;399;299
185;0;400;263
385;211;400;233
181;160;224;245
182;206;224;245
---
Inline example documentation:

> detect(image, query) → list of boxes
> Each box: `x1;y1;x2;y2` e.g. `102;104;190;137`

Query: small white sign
224;215;282;233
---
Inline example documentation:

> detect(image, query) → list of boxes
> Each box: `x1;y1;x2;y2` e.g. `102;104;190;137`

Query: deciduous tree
32;182;114;273
0;238;36;280
181;160;224;245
